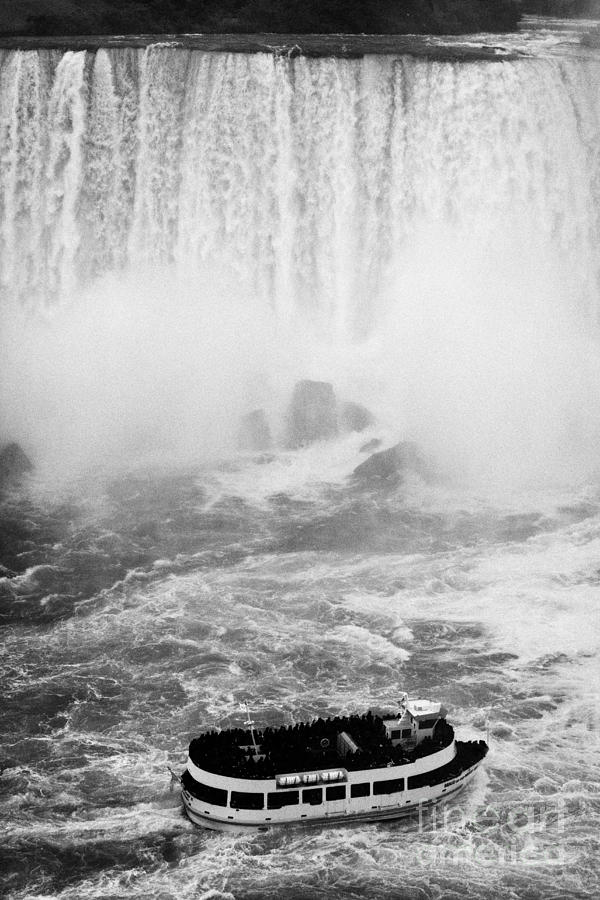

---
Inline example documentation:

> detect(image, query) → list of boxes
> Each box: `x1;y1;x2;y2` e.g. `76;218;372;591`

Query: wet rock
359;438;382;454
490;723;514;739
286;380;338;448
238;409;272;452
339;401;375;433
259;453;277;464
352;441;430;485
0;442;33;486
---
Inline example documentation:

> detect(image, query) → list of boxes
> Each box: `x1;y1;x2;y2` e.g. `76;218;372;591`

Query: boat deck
189;711;455;779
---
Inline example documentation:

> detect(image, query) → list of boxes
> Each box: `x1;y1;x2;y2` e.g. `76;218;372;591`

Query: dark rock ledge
0;33;522;62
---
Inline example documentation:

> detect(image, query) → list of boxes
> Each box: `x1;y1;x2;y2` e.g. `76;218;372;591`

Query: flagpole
244;701;259;755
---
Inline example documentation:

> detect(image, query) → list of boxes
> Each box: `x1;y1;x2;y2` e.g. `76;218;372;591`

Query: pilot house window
303;788;323;805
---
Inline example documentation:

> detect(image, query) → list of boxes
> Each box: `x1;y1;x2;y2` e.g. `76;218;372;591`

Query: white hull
182;759;482;833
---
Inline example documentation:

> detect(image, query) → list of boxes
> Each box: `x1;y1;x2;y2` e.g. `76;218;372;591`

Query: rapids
1;21;600;900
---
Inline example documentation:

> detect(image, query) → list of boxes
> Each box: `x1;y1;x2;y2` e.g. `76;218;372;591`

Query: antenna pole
244;701;259;755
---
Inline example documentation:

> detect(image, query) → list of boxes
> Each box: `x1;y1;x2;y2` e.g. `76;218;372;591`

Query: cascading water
1;48;600;477
1;38;600;900
0;49;598;315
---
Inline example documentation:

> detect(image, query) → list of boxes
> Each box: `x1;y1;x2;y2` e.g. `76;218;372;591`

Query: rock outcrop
339;401;375;433
0;443;33;487
352;441;430;486
287;380;338;448
359;438;382;454
238;409;272;453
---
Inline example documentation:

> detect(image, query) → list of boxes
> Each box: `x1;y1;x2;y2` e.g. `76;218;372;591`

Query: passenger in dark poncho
188;712;456;779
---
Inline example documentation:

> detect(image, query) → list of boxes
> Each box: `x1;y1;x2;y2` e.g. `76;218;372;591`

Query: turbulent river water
1;19;600;900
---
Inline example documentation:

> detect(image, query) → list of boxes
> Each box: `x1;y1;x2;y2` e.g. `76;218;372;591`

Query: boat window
408;771;438;790
373;777;404;795
350;782;370;798
181;771;227;807
390;729;401;740
267;790;299;809
230;790;264;810
303;787;322;805
401;728;412;738
418;718;438;729
326;785;346;802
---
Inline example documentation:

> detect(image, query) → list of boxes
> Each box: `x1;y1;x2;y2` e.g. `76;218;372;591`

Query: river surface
1;17;600;900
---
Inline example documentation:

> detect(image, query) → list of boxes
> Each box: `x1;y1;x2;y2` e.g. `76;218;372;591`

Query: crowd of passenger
188;711;455;779
407;739;488;790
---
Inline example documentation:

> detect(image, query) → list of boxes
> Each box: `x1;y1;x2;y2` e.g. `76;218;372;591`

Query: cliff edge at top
1;0;521;37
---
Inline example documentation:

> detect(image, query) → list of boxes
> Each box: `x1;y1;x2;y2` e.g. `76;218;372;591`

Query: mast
244;701;259;755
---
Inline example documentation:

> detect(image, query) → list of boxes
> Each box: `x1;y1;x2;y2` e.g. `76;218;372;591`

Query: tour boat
181;695;488;832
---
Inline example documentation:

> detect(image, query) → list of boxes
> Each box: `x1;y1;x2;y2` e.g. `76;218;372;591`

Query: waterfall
0;49;598;320
1;47;600;477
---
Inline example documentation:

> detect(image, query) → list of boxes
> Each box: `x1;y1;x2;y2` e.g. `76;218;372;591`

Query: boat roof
404;699;447;720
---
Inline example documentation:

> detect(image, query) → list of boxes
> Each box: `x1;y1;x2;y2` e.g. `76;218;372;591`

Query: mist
374;219;600;486
1;48;600;489
2;223;600;490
